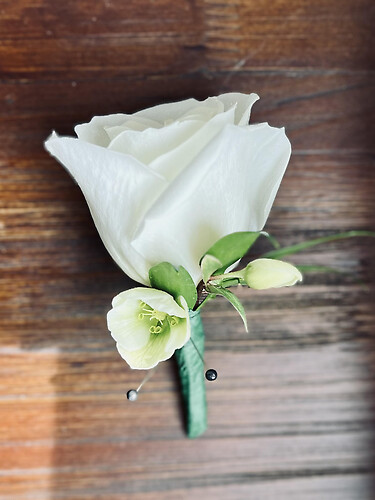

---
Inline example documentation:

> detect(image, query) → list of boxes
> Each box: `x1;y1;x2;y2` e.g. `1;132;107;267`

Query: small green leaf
201;254;222;283
202;231;260;275
208;284;248;332
149;262;197;310
263;231;375;260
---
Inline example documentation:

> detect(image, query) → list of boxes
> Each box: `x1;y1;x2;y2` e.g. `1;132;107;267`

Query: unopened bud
244;258;302;290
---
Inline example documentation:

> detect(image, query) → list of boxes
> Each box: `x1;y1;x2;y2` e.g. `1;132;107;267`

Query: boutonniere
45;93;374;438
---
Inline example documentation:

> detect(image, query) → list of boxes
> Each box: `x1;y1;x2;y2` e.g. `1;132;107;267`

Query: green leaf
208;284;248;332
200;254;223;283
202;231;260;275
263;231;375;260
149;262;197;310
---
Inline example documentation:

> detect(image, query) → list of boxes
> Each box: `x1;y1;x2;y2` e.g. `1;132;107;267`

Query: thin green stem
262;231;375;260
208;269;245;283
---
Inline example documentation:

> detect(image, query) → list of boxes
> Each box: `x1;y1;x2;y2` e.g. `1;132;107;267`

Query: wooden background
1;0;374;498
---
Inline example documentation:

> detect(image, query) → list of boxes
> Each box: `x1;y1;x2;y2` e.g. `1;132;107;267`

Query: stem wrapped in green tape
174;310;207;438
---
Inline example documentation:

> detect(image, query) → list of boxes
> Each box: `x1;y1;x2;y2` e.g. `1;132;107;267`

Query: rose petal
104;117;162;140
177;98;224;122
76;115;162;146
131;123;291;284
107;119;205;165
44;133;167;284
75;114;129;147
132;96;221;124
149;105;236;180
74;93;257;147
217;92;259;125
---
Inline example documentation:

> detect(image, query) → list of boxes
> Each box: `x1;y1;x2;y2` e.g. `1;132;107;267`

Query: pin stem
127;366;158;401
136;366;157;393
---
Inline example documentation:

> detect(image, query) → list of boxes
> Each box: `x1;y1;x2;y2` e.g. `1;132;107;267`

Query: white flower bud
244;258;302;290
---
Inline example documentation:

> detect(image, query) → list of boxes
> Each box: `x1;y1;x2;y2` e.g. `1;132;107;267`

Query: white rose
45;93;291;285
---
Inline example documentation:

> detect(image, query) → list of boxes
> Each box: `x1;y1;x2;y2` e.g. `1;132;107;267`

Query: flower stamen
149;325;163;334
169;317;179;327
150;309;167;322
137;300;181;335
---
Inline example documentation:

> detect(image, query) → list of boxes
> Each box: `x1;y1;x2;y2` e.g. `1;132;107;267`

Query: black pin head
126;389;138;401
205;369;218;381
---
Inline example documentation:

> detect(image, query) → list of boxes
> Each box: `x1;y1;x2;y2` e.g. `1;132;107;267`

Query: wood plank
204;0;375;70
0;0;374;77
1;72;374;159
1;348;374;496
1;475;374;500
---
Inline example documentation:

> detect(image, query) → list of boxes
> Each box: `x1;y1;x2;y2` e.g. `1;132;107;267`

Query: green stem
262;231;375;259
208;269;245;285
174;310;207;438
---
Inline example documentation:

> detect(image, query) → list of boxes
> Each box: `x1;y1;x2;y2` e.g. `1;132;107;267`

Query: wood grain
0;0;374;498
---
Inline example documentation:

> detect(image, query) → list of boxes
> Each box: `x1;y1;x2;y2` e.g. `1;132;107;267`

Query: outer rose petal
44;133;167;284
131;122;291;284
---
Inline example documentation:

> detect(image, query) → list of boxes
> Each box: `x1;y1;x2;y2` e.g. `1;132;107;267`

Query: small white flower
107;288;190;369
244;258;303;290
45;93;291;285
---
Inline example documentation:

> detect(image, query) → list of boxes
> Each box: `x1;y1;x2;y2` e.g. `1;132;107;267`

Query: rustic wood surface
1;0;374;499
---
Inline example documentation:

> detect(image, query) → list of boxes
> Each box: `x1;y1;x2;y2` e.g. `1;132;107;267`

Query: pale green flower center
137;301;180;334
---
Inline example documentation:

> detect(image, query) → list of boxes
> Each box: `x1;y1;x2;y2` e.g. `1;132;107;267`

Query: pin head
205;369;218;381
126;389;138;401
